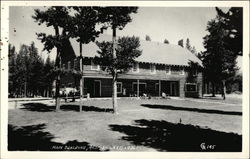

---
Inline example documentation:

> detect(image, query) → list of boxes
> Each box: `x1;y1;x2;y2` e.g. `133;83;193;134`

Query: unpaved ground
8;96;242;151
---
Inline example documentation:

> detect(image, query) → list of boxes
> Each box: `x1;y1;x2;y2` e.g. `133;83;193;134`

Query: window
132;63;139;73
192;70;198;76
155;83;159;91
132;82;147;93
165;66;171;74
117;82;122;93
185;83;197;92
73;59;78;70
171;67;180;75
150;64;156;74
180;68;185;75
91;60;100;70
68;61;71;70
171;67;185;75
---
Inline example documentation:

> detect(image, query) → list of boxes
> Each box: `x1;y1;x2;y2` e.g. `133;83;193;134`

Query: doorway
94;80;101;97
170;81;179;96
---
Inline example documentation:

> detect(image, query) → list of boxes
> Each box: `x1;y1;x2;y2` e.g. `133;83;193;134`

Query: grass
8;97;242;151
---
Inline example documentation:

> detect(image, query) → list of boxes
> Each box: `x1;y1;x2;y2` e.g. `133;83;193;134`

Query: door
94;80;101;97
133;83;146;96
170;81;178;96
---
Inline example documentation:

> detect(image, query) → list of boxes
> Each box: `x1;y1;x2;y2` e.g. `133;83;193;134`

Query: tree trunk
222;80;226;100
79;42;83;112
212;82;215;97
112;26;118;114
55;26;61;111
24;81;27;98
112;75;118;114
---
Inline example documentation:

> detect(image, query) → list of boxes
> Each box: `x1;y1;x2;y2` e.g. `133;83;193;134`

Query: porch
83;78;180;98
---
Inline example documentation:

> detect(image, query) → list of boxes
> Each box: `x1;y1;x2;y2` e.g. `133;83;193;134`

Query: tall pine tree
202;15;238;99
96;7;138;114
33;7;72;110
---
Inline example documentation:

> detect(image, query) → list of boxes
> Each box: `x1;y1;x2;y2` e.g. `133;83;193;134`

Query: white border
1;1;249;159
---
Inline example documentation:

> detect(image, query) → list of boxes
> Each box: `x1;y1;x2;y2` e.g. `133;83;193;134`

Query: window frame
91;59;100;71
132;62;139;73
117;82;123;94
165;65;171;75
73;59;77;70
155;83;159;91
67;61;71;70
150;64;156;74
132;82;147;92
192;69;198;76
180;67;185;75
185;83;198;92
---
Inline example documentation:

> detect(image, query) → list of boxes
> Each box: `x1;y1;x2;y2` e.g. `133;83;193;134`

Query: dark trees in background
8;43;55;98
202;8;239;99
95;7;138;114
33;7;72;111
145;35;151;41
185;38;197;55
216;7;243;56
8;44;17;97
43;57;56;97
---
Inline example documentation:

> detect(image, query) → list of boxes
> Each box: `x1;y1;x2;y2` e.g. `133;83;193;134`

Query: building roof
69;34;202;67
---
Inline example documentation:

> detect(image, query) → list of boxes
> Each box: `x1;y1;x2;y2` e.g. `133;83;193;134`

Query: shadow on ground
109;119;242;152
141;104;242;116
8;124;108;151
21;103;113;113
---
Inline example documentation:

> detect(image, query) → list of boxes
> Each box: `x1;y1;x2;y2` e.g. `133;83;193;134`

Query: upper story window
165;66;171;75
91;60;100;70
171;67;185;75
192;70;198;76
67;61;71;70
132;63;139;73
180;68;185;75
73;59;78;70
150;64;156;74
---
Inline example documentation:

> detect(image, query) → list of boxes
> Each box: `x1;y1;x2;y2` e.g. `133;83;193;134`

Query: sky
9;6;241;68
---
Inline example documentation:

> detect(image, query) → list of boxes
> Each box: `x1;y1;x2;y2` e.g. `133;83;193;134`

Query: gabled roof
69;34;202;67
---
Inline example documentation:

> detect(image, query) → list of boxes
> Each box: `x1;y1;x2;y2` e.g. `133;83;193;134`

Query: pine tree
95;36;141;102
216;7;243;56
33;7;72;110
8;44;17;97
202;15;238;99
96;7;138;114
69;7;104;111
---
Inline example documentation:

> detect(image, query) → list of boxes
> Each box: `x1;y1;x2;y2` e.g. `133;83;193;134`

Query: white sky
8;6;242;69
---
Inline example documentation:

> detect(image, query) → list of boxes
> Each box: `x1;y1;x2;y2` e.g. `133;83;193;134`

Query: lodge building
60;34;203;98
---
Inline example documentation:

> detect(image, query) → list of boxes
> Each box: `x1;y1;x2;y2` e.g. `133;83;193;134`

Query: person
162;92;167;98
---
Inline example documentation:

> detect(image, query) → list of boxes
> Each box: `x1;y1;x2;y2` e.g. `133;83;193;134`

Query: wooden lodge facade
60;34;203;98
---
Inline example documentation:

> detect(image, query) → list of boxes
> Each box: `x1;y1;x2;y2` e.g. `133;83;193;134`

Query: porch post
159;80;161;97
137;79;140;98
